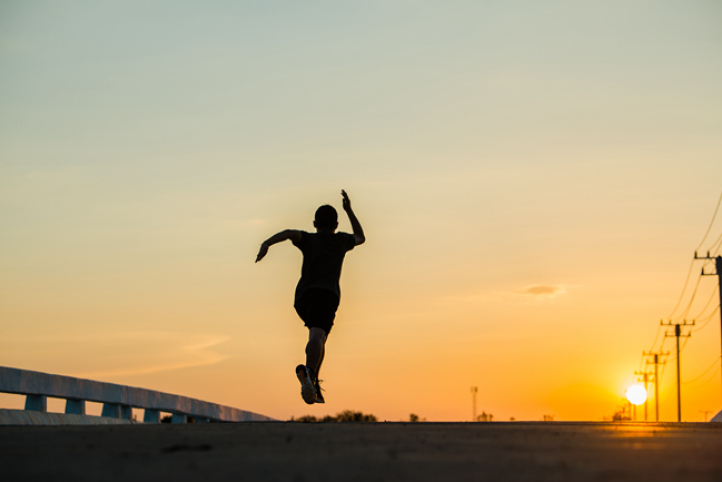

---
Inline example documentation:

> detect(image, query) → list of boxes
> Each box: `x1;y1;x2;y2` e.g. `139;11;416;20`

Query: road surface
2;421;721;481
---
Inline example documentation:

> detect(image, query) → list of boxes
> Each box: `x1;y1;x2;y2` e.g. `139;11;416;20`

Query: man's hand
341;189;365;246
341;189;352;212
255;243;269;263
255;230;303;263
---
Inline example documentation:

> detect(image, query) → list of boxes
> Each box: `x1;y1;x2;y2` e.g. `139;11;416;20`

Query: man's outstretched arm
256;229;303;263
341;190;365;246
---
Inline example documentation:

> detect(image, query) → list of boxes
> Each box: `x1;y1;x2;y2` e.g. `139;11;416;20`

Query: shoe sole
295;364;316;405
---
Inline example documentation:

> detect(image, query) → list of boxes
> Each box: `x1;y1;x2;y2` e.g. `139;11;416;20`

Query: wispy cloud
516;284;567;299
439;283;571;305
0;332;230;379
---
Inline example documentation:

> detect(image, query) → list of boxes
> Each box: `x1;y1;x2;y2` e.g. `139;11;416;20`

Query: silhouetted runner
256;190;365;404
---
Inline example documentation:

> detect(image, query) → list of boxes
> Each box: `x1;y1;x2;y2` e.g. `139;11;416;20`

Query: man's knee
308;327;327;344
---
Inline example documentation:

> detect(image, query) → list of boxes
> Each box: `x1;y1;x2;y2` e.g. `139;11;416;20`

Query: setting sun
626;386;647;406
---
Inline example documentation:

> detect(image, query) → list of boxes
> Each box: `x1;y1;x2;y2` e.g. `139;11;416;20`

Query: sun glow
626;385;647;406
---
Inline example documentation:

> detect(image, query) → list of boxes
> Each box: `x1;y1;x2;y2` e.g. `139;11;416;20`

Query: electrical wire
690;284;719;321
693;364;722;388
675;273;705;321
707;230;722;256
666;259;697;320
691;305;720;333
648;324;663;352
666;189;722;320
683;356;722;385
695;188;722;252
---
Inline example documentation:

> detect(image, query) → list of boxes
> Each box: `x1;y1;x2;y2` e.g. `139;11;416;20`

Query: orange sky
1;1;722;422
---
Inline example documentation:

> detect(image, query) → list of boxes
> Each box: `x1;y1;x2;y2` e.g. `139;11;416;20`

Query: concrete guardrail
0;366;275;423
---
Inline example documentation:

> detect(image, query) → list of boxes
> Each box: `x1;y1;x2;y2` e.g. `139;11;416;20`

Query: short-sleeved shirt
292;231;357;303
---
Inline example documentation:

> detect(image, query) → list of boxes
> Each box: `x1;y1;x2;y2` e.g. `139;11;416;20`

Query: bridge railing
0;366;275;423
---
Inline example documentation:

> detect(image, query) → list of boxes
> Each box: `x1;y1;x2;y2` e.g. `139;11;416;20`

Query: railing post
143;409;160;423
101;403;120;418
171;413;187;424
65;399;86;415
25;395;47;412
120;405;132;420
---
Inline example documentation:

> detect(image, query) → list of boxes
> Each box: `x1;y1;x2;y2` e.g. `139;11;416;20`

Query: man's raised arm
341;190;365;246
256;229;303;263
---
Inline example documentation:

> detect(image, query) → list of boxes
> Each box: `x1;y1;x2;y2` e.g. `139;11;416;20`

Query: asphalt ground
2;422;721;482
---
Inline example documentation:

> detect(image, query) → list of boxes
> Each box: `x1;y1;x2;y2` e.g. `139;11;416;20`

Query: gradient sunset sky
1;1;722;422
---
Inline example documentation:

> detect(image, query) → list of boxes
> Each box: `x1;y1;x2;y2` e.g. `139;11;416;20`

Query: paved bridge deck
2;421;721;481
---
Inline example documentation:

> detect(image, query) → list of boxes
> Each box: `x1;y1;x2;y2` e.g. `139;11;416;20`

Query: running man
255;190;365;404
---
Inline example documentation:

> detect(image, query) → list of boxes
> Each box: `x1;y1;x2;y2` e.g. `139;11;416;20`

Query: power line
667;259;697;320
648;324;663;353
675;274;704;321
691;364;721;388
708;231;722;256
683;356;722;385
690;285;719;322
691;305;720;333
695;188;722;252
667;189;722;320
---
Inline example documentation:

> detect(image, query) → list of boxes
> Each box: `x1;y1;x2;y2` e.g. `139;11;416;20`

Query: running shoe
295;364;316;405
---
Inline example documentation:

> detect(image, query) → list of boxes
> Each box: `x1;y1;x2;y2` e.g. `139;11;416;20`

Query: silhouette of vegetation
291;415;319;423
290;410;377;422
476;411;494;422
408;413;426;422
542;414;555;421
334;410;377;422
161;415;172;423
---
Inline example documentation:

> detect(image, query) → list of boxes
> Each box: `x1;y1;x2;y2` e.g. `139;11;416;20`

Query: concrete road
2;422;721;481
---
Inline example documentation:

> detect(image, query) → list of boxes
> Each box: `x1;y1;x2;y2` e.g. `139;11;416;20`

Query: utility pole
471;386;478;422
643;351;668;422
635;368;654;422
696;252;722;405
662;320;694;422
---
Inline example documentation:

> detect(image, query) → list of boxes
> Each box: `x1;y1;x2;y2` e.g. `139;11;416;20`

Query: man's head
314;205;338;231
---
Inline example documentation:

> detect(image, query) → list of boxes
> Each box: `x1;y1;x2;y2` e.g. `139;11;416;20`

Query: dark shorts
294;289;339;335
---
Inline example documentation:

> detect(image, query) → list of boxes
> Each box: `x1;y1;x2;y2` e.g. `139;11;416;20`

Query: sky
1;0;722;422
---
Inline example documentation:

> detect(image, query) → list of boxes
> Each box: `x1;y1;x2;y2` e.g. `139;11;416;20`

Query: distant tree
476;412;494;422
334;410;377;422
161;415;172;423
542;414;555;421
509;417;516;422
290;415;318;422
289;410;377;422
409;413;419;422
